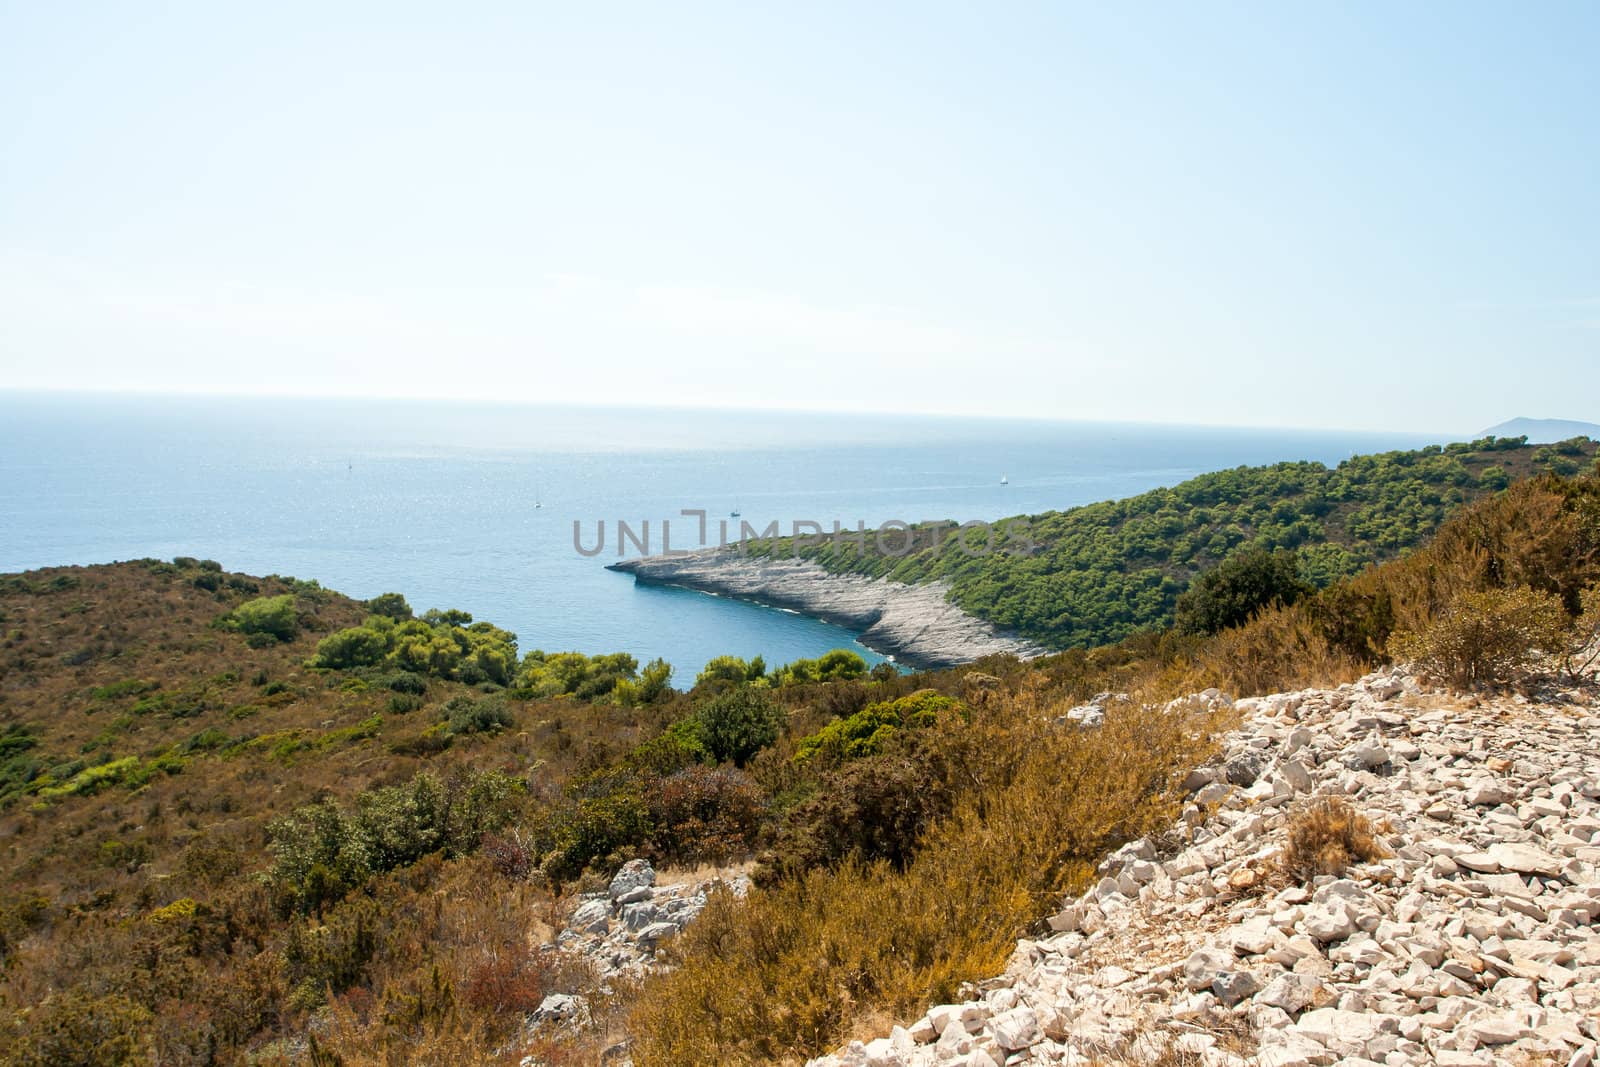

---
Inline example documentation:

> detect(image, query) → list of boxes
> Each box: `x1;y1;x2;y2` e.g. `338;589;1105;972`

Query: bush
793;689;961;764
364;592;413;621
311;613;519;685
647;766;765;866
695;654;767;688
221;594;299;643
269;770;522;914
771;649;867;686
312;626;390;670
691;688;785;767
6;989;154;1066
538;787;652;883
1174;548;1312;636
1563;584;1600;680
1282;798;1388;882
441;694;515;736
1391;585;1567;689
761;748;954;882
613;657;674;706
517;650;639;700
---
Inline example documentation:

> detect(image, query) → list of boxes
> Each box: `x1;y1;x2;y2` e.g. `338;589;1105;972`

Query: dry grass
625;679;1224;1066
1281;797;1389;882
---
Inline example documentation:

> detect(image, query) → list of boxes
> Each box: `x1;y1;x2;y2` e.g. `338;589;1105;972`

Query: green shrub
690;689;785;767
538;787;653;883
221;595;299;643
311;613;518;685
516;649;638;700
762;747;958;883
771;649;867;686
269;769;522;914
793;690;961;764
613;657;674;706
364;592;413;620
89;678;159;702
1392;585;1567;689
441;694;515;736
1174;548;1312;636
695;654;767;688
388;693;425;714
312;626;390;669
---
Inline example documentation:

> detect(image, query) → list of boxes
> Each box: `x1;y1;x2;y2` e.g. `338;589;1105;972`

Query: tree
1174;548;1312;636
222;595;299;643
691;688;785;766
364;592;413;620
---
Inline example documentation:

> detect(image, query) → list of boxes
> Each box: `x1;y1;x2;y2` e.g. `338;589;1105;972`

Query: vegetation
3;447;1599;1065
630;686;1220;1064
312;610;518;686
747;436;1599;648
1391;585;1567;689
793;689;961;763
1174;547;1312;636
1281;797;1389;882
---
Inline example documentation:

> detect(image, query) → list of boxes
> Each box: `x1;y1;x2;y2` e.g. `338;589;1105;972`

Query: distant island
1478;416;1600;442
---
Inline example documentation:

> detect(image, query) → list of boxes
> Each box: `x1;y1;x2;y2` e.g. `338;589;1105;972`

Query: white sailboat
1000;473;1009;485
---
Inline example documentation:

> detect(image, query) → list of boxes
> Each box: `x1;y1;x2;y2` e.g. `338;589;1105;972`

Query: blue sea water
0;392;1442;678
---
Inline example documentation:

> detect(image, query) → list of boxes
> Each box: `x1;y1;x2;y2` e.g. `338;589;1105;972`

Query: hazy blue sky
1;2;1595;432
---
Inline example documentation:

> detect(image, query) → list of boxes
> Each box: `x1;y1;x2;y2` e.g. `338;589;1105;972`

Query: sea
0;392;1443;679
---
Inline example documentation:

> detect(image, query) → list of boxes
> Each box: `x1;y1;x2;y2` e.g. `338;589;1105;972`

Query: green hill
751;435;1599;649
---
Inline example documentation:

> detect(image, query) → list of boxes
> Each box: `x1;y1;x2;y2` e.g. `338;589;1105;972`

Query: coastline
606;548;1048;670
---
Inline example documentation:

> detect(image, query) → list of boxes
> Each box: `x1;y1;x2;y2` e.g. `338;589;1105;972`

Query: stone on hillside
608;858;656;899
1467;782;1515;807
1225;750;1270;787
570;898;610;934
1065;703;1105;727
1303;903;1357;943
1344;741;1391;771
1281;759;1314;793
989;1007;1042;1050
635;921;678;944
1486;842;1567;876
1213;969;1262;1006
1257;973;1329;1014
1183;946;1233;991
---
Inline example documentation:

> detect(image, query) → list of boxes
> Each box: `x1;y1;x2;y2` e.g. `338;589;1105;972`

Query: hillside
1;466;1598;1064
1480;417;1600;443
744;435;1599;649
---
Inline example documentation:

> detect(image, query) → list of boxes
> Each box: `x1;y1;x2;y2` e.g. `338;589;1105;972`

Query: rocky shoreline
606;549;1047;670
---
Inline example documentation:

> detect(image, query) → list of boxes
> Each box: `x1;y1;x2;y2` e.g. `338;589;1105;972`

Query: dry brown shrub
626;678;1223;1066
1391;585;1566;690
1281;797;1388;882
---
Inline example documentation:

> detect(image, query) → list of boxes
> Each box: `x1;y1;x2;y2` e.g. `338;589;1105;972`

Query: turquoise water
0;392;1440;678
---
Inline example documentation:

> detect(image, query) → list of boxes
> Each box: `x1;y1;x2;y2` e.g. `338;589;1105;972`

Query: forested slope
762;436;1598;648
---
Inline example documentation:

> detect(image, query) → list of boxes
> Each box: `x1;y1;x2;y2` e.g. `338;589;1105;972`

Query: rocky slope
607;550;1046;669
809;668;1600;1067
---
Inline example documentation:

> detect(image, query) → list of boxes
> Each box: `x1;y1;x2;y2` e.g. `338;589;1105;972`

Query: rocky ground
607;550;1045;669
809;667;1600;1067
549;859;752;983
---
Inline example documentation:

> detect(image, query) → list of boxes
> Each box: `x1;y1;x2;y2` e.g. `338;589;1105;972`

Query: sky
1;1;1596;433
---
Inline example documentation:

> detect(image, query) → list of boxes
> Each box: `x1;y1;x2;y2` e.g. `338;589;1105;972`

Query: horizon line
0;383;1492;440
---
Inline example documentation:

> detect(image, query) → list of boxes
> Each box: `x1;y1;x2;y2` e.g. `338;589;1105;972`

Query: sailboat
534;483;543;509
730;501;741;517
1000;474;1009;485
